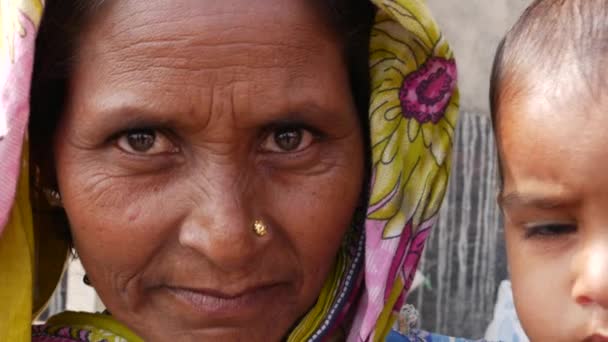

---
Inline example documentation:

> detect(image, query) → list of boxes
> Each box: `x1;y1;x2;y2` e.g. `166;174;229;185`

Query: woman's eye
261;127;315;153
524;223;577;239
116;129;178;155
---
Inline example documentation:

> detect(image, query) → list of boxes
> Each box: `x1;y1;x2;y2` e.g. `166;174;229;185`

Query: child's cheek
506;229;578;340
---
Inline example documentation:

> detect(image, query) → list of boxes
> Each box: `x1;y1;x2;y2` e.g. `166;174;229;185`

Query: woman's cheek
272;161;362;253
60;162;180;274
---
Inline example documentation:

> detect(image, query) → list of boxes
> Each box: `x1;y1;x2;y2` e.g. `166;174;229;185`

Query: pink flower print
402;227;430;292
385;220;431;302
399;57;457;124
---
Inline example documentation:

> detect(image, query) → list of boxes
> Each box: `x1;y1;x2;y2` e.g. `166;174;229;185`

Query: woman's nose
177;172;266;272
571;237;608;308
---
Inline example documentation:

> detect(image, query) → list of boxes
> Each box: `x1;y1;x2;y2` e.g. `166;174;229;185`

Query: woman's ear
30;143;72;242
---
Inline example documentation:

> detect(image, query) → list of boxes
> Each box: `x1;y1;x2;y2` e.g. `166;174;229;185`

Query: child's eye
116;129;179;155
524;223;577;239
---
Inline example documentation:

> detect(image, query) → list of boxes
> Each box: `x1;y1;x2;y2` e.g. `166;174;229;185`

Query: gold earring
252;220;268;237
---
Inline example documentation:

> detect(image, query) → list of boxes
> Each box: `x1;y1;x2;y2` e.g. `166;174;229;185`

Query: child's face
498;86;608;341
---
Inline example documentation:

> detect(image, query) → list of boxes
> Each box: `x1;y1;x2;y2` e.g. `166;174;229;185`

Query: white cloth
484;280;529;342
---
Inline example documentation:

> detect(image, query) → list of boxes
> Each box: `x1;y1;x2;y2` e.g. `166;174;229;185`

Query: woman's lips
166;283;286;320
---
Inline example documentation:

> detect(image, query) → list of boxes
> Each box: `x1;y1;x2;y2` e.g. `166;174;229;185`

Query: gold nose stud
253;220;268;237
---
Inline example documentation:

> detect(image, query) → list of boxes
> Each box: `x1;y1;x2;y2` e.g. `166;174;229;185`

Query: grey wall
409;1;533;338
427;0;531;113
413;112;507;337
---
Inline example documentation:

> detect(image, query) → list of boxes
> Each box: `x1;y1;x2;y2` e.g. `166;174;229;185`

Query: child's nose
571;238;608;308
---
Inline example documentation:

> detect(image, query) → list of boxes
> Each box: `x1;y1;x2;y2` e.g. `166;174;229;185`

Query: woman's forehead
65;0;352;128
72;0;344;87
84;0;338;48
86;2;334;60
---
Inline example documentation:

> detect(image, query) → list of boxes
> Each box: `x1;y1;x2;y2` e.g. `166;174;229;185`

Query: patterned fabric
0;1;44;341
350;1;458;340
0;0;42;235
33;312;142;342
0;0;458;341
387;330;486;342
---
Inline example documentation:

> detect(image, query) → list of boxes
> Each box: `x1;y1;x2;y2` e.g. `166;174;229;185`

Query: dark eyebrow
499;192;576;210
93;104;189;133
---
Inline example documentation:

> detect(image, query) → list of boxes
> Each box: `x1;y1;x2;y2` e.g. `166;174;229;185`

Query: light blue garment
387;329;487;342
484;280;529;342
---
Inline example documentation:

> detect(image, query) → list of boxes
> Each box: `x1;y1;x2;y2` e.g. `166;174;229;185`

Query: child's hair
489;0;608;186
490;0;608;126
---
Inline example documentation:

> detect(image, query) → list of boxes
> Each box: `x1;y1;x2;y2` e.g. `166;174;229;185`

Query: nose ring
253;220;268;237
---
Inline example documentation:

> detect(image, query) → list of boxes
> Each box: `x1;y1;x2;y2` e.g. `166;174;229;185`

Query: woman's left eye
261;127;315;153
116;129;179;155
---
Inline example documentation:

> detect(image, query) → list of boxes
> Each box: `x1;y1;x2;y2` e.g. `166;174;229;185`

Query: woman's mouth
165;283;287;320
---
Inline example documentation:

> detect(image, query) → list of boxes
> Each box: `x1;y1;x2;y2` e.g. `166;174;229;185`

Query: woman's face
53;0;365;340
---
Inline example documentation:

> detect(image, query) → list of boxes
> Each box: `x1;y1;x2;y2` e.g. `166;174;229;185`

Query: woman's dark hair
29;0;376;241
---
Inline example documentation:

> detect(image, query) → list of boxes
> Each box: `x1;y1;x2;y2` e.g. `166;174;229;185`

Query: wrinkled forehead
64;0;351;117
76;0;341;70
90;0;336;31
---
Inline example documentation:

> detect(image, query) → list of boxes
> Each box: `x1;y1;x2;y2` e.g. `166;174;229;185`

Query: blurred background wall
409;0;531;337
427;0;530;113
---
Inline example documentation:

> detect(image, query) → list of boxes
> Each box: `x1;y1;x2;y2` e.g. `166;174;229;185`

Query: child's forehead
500;79;607;143
499;67;606;124
498;83;608;198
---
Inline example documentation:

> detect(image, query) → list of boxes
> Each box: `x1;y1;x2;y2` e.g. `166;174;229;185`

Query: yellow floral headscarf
0;1;457;341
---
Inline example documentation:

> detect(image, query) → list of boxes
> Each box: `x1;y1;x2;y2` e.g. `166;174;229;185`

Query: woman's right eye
524;223;577;239
115;128;179;156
